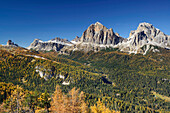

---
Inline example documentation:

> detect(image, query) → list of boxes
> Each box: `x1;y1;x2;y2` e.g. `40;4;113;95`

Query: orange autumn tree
90;99;120;113
50;85;88;113
50;85;64;112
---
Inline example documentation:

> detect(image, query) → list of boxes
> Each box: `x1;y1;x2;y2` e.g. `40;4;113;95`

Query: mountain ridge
26;22;170;54
27;37;72;51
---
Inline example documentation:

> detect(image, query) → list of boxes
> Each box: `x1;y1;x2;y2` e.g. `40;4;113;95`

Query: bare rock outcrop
7;40;18;47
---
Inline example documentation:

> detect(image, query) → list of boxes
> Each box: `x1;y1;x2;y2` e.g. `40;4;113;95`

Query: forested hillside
0;45;169;112
60;47;170;112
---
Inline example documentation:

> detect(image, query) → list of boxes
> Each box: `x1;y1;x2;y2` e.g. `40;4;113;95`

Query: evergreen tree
38;90;51;113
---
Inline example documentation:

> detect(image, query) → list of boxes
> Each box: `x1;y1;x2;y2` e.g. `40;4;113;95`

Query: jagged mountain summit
118;22;170;54
60;22;123;53
27;22;169;55
71;22;123;45
27;37;73;51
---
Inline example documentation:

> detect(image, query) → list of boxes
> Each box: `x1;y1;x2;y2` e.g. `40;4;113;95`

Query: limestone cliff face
119;22;170;54
61;22;123;53
132;22;169;46
27;38;73;51
73;22;123;45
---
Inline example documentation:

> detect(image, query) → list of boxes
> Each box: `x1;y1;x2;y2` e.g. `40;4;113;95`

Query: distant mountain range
6;22;170;55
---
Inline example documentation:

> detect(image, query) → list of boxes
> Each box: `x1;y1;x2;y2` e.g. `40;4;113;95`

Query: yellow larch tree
90;99;120;113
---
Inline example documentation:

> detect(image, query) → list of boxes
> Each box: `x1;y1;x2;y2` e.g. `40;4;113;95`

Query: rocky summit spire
7;40;18;47
59;22;124;53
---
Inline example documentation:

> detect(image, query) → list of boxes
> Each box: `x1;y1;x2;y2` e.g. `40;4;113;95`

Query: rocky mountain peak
119;22;170;54
60;22;124;53
33;39;43;43
7;40;18;47
138;22;154;29
95;21;102;25
88;22;108;33
77;22;123;45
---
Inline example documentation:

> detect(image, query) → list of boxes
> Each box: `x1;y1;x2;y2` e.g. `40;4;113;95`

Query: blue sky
0;0;170;47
